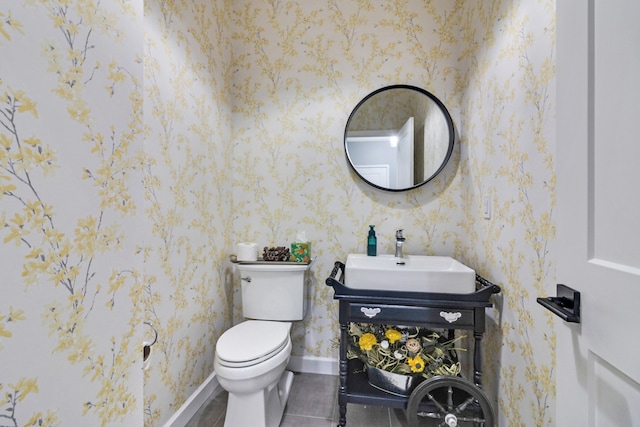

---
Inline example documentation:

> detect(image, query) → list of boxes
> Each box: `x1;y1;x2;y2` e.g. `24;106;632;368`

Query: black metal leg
473;331;483;387
338;322;348;426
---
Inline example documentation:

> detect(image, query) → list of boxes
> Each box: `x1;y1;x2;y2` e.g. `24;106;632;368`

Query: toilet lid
216;320;291;366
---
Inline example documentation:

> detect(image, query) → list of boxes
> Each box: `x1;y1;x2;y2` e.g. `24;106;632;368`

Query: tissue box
290;242;310;263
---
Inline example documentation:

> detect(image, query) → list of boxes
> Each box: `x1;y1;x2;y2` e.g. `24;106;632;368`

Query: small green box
290;242;310;263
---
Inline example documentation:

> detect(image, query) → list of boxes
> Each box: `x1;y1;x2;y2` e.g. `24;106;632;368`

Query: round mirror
344;85;454;191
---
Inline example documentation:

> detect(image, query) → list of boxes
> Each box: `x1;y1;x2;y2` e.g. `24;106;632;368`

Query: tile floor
184;372;411;427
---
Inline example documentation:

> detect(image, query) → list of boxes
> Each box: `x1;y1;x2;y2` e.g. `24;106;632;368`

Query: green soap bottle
367;225;377;256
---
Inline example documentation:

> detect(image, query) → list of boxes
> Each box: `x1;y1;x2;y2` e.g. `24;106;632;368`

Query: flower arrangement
347;323;464;379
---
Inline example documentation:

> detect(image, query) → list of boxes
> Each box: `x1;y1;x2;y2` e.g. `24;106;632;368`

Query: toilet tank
236;263;309;321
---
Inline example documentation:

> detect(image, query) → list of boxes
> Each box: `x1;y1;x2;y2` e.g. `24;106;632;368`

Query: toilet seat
216;320;291;368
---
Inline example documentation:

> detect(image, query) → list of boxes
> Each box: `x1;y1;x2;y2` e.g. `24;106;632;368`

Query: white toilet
214;262;309;427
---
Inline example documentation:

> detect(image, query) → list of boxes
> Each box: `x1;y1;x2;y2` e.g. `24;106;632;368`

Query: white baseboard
287;355;339;376
163;371;221;427
164;356;338;426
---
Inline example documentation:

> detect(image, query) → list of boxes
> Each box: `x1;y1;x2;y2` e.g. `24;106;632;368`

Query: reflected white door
354;164;389;188
556;1;640;426
396;117;414;187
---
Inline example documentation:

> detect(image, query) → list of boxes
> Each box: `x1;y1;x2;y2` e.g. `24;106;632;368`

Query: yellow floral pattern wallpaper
231;1;555;425
1;1;144;426
2;0;556;426
141;0;233;425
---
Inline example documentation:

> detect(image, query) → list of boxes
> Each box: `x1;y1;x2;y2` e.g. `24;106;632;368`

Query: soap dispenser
367;225;377;256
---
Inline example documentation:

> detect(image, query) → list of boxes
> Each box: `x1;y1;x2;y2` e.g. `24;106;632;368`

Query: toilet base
223;370;294;427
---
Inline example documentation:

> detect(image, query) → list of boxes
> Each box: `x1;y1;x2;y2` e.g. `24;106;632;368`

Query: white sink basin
345;254;476;294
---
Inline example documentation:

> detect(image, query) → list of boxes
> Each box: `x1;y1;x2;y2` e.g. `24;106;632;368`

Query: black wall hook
537;284;581;323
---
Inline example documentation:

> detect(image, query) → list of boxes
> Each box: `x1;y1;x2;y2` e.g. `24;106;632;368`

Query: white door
396;117;414;188
556;1;640;426
354;164;390;188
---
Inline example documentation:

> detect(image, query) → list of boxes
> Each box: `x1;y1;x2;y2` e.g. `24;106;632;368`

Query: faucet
395;229;406;258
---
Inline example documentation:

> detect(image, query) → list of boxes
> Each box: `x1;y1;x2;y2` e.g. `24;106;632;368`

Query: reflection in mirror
344;85;454;191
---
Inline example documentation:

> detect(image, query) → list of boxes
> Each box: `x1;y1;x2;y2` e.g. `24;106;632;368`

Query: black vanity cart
326;261;501;427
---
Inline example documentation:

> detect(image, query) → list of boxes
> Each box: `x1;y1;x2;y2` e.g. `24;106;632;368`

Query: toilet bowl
214;320;294;427
214;262;309;427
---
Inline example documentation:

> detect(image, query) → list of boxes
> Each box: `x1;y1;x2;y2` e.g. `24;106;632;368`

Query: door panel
592;0;640;268
590;354;640;426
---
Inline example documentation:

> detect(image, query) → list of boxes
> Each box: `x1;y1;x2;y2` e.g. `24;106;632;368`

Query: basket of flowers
347;323;465;396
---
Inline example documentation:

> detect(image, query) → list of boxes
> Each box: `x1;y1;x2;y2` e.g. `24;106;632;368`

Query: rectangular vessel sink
345;254;476;294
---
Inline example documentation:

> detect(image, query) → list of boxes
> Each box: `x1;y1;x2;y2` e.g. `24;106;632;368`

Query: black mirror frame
344;84;455;192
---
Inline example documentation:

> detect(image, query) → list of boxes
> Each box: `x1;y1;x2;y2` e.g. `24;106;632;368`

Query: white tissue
296;230;307;242
237;242;258;261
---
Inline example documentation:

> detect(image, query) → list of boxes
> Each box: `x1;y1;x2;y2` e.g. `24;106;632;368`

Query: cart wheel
406;376;495;427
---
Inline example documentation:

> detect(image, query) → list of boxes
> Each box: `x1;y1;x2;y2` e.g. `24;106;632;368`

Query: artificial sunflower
408;355;426;373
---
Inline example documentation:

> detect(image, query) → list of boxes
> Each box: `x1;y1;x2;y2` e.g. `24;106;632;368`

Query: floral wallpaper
1;1;144;426
141;0;233;425
231;1;556;426
1;0;556;426
459;2;556;425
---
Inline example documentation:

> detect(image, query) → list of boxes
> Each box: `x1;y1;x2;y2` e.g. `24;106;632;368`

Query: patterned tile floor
184;372;412;427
